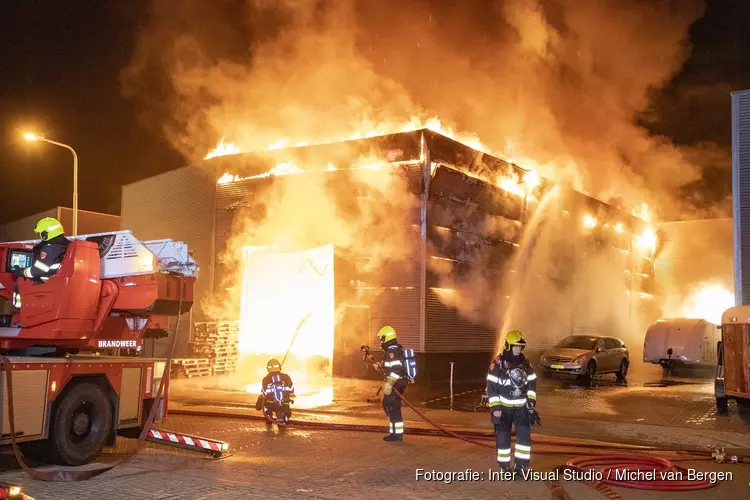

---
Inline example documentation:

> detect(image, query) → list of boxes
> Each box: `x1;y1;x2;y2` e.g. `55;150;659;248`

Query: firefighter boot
383;433;402;442
513;464;529;480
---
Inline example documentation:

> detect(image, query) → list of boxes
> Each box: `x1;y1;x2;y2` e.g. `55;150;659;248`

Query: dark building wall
0;209;57;241
120;165;216;357
0;207;119;241
57;207;120;236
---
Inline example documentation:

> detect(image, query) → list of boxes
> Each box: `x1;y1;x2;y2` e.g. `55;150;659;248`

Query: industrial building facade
121;129;657;381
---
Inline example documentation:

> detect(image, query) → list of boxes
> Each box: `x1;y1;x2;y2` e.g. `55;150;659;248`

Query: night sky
0;0;749;224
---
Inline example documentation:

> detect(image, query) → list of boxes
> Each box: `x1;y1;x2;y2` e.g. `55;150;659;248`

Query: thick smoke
122;0;721;221
122;0;725;355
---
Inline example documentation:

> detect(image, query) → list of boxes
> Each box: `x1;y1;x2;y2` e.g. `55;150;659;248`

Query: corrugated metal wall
120;165;216;357
732;89;750;306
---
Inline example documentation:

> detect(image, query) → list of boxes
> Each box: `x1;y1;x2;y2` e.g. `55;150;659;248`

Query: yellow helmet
266;358;281;373
504;329;527;350
34;217;64;241
377;325;397;344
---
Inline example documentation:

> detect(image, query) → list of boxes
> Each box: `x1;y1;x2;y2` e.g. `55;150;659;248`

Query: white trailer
643;318;721;369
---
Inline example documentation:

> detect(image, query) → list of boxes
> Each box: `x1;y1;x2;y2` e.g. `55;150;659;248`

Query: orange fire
675;284;734;325
238;245;335;408
205;137;240;160
204;116;487;160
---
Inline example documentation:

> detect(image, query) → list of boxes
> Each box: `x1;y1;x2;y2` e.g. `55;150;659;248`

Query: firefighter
11;217;70;309
486;329;537;474
378;325;407;442
260;358;295;423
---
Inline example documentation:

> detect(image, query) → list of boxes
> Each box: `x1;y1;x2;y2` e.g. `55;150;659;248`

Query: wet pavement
2;414;749;500
168;358;746;438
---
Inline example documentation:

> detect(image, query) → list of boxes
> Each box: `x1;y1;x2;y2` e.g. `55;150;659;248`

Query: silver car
539;335;630;381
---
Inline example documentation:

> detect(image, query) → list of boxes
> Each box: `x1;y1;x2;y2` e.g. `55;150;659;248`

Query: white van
643;318;721;369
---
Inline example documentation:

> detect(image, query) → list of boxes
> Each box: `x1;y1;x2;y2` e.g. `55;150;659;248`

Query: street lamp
24;133;79;236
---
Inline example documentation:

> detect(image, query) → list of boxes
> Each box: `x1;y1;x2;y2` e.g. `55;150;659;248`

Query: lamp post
24;133;79;236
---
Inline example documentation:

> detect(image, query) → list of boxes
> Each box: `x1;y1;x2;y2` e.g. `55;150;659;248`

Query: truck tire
716;396;729;414
49;381;113;466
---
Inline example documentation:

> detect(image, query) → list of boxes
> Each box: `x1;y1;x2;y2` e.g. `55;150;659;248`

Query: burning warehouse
121;128;658;386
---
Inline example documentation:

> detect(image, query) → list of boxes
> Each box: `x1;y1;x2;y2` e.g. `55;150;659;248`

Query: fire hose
390;387;718;495
174;383;721;497
0;274;185;482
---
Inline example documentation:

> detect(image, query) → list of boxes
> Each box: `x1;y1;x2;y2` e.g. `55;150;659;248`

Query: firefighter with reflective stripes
11;217;70;309
487;330;537;474
378;326;407;442
260;358;295;424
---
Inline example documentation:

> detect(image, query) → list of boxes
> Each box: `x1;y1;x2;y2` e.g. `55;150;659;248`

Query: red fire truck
0;230;196;466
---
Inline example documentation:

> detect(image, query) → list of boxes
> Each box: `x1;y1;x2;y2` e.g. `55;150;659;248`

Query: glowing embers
239;244;335;407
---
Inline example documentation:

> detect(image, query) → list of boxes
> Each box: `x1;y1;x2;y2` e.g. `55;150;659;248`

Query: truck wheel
49;381;113;466
716;396;729;414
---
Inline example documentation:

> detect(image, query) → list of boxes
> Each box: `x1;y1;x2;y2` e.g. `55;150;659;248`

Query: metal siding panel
0;370;49;439
121;165;216;357
429;165;523;221
118;367;142;424
424;290;496;352
733;90;750;305
367;288;421;350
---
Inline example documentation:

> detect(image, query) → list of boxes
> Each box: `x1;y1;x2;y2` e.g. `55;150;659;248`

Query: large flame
675;284;734;325
238;244;334;408
206;116;486;162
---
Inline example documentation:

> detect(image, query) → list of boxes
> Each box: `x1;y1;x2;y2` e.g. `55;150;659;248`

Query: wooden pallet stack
171;358;212;378
189;321;240;376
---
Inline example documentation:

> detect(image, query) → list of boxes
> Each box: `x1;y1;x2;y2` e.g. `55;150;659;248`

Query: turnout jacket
19;235;70;281
486;351;537;409
261;372;295;403
381;339;406;385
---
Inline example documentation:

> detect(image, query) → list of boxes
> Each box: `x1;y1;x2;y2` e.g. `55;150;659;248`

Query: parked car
539;334;630;381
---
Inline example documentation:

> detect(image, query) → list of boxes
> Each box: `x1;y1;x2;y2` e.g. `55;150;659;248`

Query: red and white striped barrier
147;429;229;456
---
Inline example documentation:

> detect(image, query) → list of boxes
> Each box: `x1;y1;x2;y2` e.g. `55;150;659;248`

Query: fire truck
0;230;196;466
715;305;750;414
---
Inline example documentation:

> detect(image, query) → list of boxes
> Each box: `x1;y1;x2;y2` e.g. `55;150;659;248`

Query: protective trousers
494;407;531;468
382;381;406;436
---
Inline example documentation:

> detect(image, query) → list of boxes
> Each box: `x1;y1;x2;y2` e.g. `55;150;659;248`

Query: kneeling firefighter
486;330;538;473
378;326;407;442
257;358;295;424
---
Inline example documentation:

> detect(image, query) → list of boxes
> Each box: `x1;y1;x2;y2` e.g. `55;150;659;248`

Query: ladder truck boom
0;230;197;466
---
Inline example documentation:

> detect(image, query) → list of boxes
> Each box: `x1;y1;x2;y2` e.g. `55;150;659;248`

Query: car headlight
571;355;587;364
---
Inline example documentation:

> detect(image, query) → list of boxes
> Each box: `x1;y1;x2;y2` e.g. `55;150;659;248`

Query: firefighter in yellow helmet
258;358;295;424
486;330;537;475
10;217;70;310
377;325;407;442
